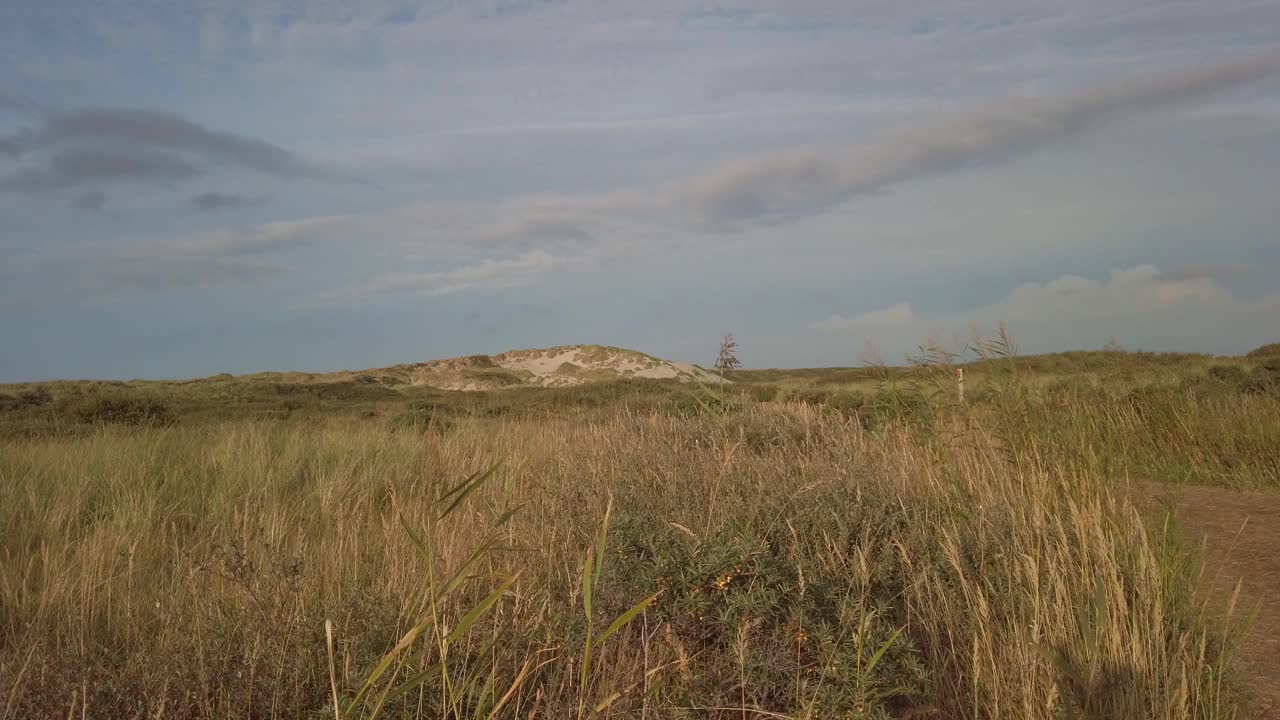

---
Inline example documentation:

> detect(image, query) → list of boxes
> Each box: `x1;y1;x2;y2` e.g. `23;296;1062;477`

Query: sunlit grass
3;342;1277;716
1;389;1255;717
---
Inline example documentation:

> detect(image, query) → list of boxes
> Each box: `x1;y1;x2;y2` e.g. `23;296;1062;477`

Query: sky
2;1;1279;380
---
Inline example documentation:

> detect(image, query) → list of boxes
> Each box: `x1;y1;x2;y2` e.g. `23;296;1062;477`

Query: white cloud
172;215;350;257
814;302;915;331
812;265;1280;357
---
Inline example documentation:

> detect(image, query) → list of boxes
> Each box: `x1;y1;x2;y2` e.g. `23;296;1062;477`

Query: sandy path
1138;483;1280;717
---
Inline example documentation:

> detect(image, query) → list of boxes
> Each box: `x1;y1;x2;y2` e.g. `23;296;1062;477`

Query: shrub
1244;361;1280;396
858;387;933;432
270;381;400;401
389;405;457;433
736;384;778;403
20;386;54;406
1246;342;1280;359
606;500;926;715
64;395;174;427
0;386;54;412
1206;365;1248;385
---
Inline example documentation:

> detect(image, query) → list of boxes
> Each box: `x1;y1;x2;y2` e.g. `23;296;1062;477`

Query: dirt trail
1139;483;1280;717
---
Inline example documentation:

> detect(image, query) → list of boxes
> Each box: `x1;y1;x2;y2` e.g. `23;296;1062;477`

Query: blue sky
2;0;1279;380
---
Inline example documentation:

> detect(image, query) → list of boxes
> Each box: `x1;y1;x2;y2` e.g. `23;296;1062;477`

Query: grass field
2;344;1279;718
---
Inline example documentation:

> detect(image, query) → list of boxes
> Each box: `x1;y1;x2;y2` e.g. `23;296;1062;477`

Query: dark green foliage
1256;358;1280;383
776;386;936;432
1200;362;1280;397
268;381;402;401
732;366;891;385
972;350;1212;374
733;350;1216;386
735;383;778;403
65;394;175;427
603;495;926;716
389;399;460;433
1206;364;1248;385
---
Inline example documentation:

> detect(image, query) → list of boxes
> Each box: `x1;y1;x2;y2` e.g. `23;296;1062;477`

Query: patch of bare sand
1133;482;1280;718
492;345;726;386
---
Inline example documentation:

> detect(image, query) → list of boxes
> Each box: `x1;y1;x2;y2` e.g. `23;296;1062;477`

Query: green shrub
669;383;743;418
606;503;925;716
858;387;934;432
1206;365;1248;385
736;384;778;403
270;381;401;401
389;407;457;433
1202;360;1280;397
64;395;174;427
388;394;469;432
1244;361;1280;396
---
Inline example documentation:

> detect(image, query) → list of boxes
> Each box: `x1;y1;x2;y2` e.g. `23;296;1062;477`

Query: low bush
63;394;175;427
388;401;459;433
1246;342;1280;358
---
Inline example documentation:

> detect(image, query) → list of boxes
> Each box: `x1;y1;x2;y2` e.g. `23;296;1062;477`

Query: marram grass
0;369;1265;718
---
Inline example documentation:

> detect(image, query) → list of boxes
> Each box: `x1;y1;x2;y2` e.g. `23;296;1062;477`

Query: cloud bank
813;266;1280;358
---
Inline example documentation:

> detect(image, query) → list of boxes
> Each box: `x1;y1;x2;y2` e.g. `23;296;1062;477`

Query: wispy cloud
309;249;589;304
83;255;284;292
426;55;1278;240
190;191;264;211
13;215;350;298
168;215;349;258
1;147;201;191
0;108;369;191
2;252;283;302
301;56;1277;300
667;55;1279;231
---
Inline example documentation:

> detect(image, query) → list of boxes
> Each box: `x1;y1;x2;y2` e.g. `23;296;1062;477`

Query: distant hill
237;344;728;391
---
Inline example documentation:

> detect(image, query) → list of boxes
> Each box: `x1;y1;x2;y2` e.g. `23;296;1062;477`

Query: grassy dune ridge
2;349;1278;718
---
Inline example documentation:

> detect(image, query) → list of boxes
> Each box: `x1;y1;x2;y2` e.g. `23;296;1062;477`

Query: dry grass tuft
0;383;1251;717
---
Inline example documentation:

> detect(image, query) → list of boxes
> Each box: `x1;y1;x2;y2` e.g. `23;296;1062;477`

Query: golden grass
0;393;1247;718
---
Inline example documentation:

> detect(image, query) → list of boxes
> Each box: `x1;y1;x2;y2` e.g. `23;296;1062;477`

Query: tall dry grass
0;398;1242;718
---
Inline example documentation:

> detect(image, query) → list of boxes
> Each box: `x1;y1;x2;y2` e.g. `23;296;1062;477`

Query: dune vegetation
2;339;1279;718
